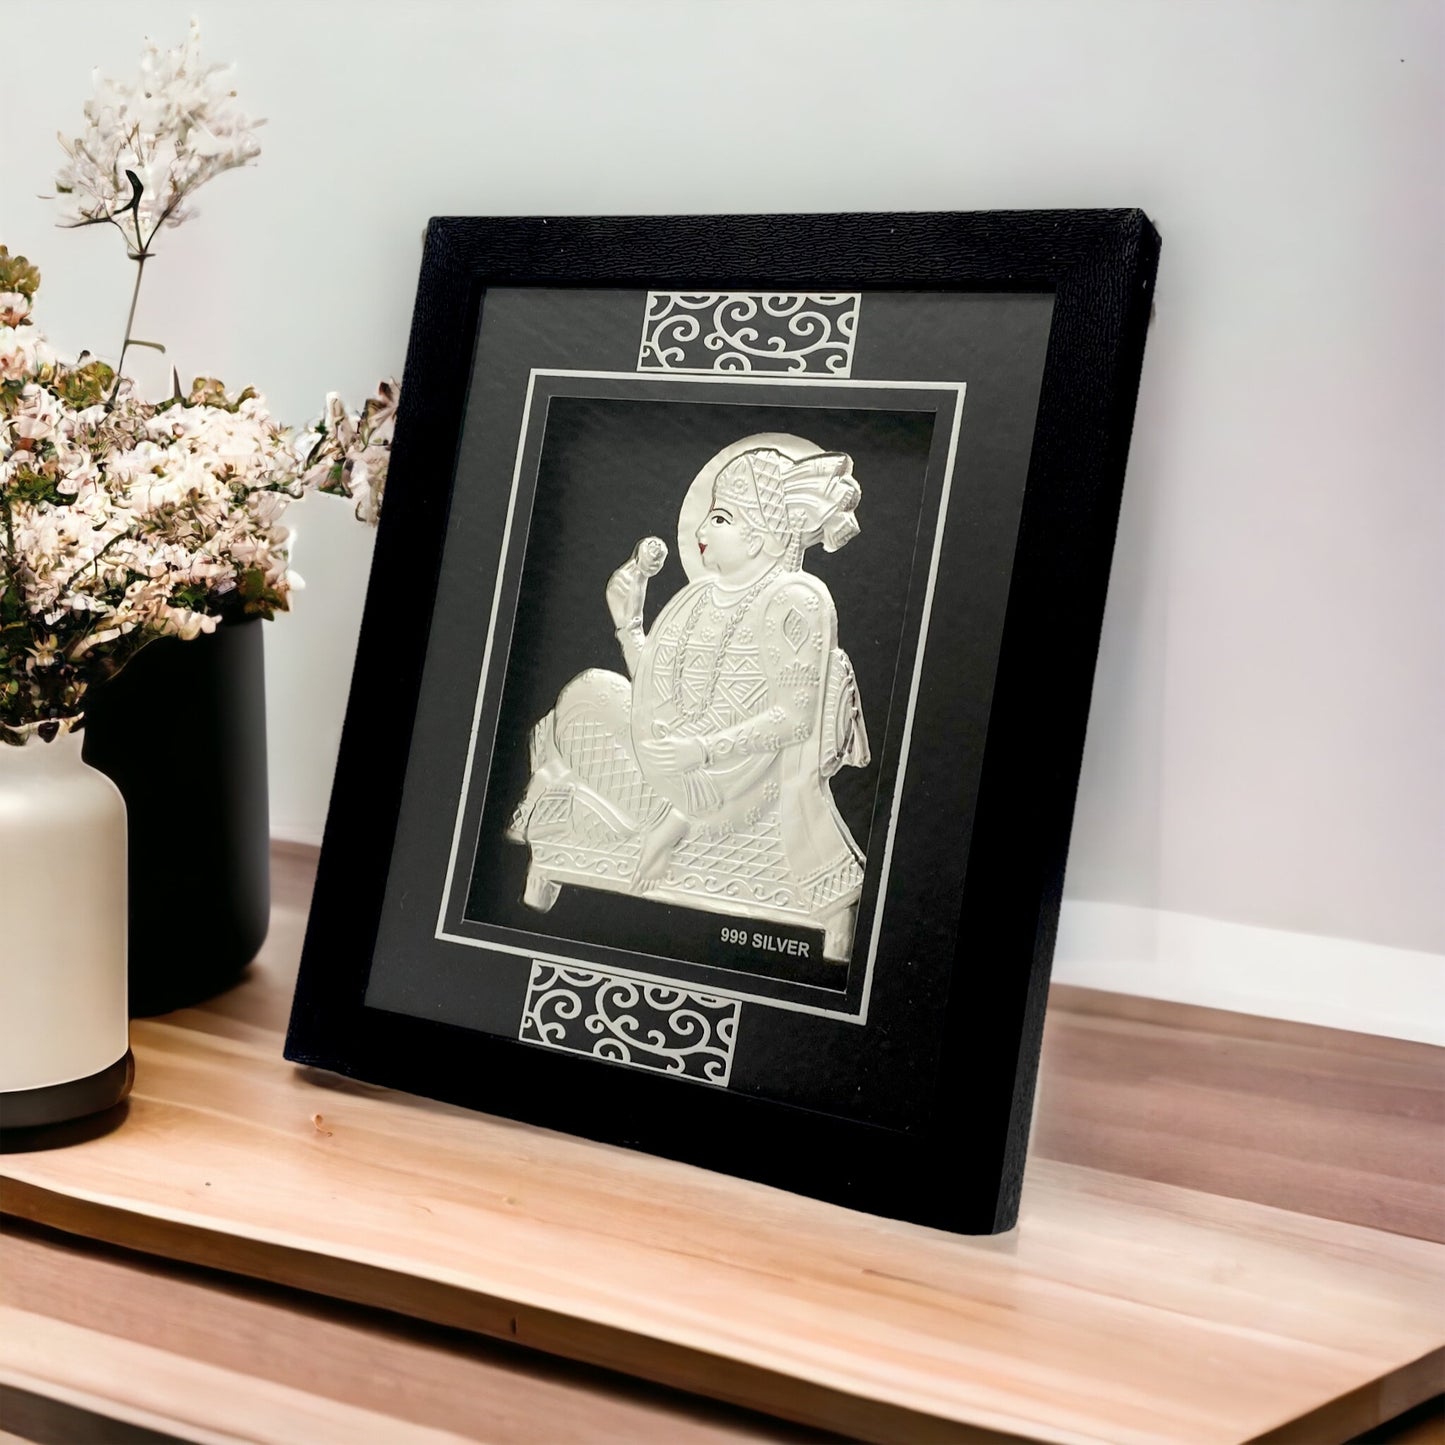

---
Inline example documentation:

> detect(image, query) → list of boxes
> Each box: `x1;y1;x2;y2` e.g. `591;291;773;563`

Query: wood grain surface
0;1221;828;1444
1035;988;1445;1244
2;846;1442;1445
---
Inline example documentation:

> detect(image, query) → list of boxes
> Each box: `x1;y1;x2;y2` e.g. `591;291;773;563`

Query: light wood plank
0;1306;464;1445
0;1223;826;1444
3;846;1442;1444
4;1030;1443;1443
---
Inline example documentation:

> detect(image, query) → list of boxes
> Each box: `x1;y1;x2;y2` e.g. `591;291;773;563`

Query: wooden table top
3;846;1442;1445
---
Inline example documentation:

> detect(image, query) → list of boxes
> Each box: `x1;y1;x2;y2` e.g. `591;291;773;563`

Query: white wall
5;1;1442;1033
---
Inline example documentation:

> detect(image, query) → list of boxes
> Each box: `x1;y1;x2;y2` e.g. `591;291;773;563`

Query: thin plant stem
55;530;128;595
108;250;149;405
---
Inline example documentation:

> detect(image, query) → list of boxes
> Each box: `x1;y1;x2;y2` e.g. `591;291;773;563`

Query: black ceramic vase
82;617;271;1016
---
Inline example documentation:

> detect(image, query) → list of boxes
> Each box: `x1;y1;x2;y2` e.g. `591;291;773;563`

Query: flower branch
2;23;397;735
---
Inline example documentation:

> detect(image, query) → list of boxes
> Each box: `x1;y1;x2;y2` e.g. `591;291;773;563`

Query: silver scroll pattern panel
518;961;740;1086
638;293;860;376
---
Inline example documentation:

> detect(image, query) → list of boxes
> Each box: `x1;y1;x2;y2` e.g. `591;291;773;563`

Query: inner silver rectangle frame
434;369;967;1025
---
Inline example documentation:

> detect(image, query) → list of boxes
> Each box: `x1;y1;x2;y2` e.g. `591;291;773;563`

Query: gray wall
5;1;1441;977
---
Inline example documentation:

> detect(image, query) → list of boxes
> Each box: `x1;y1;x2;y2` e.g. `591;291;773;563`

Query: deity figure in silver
507;434;870;961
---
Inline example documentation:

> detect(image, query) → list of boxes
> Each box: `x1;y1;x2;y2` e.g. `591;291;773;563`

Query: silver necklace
674;566;778;723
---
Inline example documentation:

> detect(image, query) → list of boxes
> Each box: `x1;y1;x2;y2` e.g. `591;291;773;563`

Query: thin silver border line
858;382;964;1021
433;369;966;1025
432;368;540;947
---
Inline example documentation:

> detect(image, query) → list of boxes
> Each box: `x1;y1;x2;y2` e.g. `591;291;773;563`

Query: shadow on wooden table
1347;1395;1445;1443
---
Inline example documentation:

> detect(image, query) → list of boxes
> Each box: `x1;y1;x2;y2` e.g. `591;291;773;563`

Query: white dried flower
2;278;305;729
52;20;263;251
0;293;30;328
0;323;52;383
296;379;399;525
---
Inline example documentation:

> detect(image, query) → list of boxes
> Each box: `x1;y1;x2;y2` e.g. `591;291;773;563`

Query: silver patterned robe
509;566;870;960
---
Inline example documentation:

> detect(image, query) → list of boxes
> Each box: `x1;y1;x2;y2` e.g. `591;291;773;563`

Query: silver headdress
711;448;861;568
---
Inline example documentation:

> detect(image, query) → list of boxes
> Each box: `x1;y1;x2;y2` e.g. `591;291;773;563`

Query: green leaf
169;583;209;612
8;466;65;506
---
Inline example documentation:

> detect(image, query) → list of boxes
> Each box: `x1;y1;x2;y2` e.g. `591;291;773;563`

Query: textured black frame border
285;211;1160;1234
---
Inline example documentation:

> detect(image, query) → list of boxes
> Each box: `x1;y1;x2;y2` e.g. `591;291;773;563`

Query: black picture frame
285;211;1160;1234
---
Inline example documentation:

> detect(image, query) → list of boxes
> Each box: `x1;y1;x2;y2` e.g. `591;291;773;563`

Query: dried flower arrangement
1;21;396;738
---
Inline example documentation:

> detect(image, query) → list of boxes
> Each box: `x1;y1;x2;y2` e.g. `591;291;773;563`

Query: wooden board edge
0;1179;1035;1445
1245;1347;1445;1444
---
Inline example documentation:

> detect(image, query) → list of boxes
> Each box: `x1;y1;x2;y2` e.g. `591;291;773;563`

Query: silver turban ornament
711;448;861;568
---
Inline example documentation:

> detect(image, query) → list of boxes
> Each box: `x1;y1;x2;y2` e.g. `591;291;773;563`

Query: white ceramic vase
0;716;133;1128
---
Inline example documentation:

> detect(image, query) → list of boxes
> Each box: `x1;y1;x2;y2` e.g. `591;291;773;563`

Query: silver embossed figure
507;434;871;961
